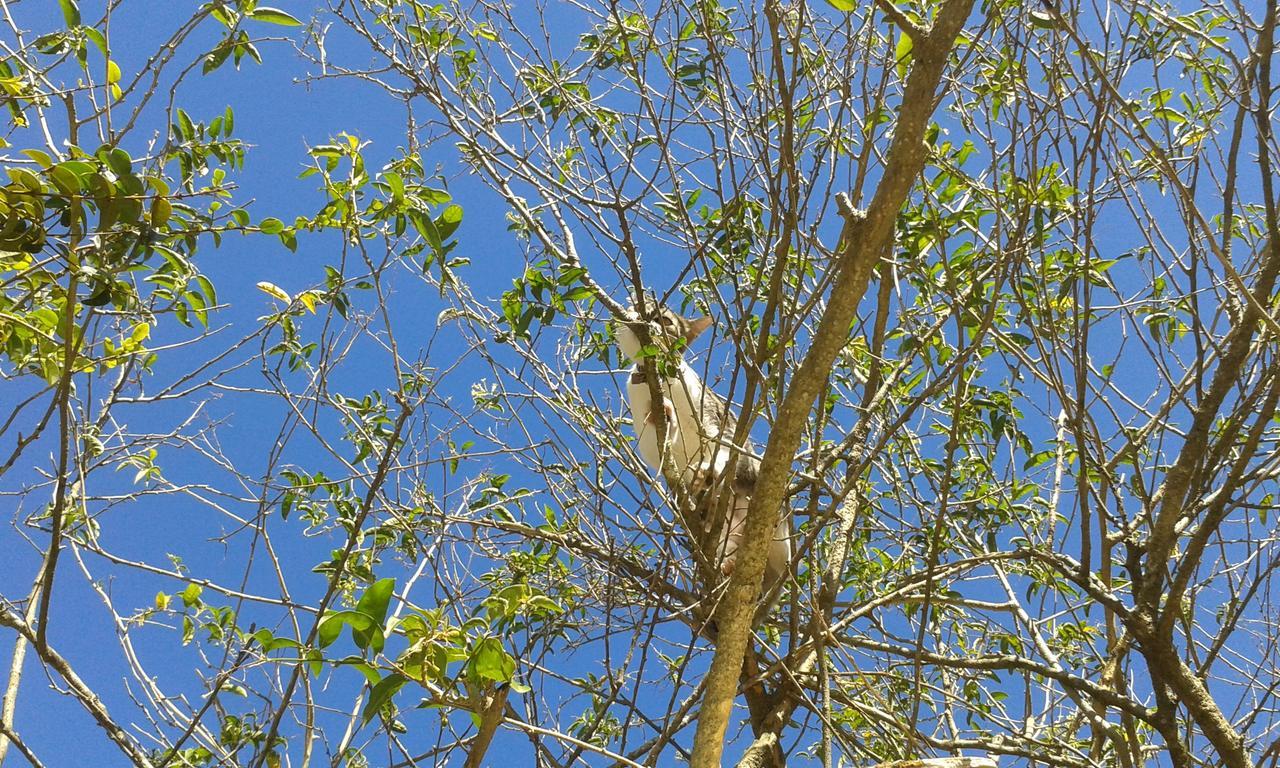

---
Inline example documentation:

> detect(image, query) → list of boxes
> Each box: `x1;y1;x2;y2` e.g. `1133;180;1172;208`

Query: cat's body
615;307;790;592
623;360;717;486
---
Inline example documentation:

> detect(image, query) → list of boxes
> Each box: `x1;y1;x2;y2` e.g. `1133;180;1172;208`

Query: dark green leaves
317;578;395;652
362;674;407;724
353;578;395;652
499;261;596;342
318;610;375;649
82;282;114;307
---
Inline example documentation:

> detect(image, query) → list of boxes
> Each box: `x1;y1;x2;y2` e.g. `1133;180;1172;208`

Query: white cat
615;308;716;485
614;306;790;591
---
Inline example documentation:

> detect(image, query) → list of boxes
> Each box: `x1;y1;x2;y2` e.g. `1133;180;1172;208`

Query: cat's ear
683;315;713;344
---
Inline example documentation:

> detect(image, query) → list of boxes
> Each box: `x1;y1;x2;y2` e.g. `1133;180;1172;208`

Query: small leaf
21;149;52;168
106;59;121;84
258;217;284;234
318;610;375;649
362;674;407;724
82;283;113;307
150;196;172;228
410;211;442;252
894;30;913;79
352;578;395;652
318;613;345;649
825;0;856;9
436;204;464;240
1029;9;1063;29
249;6;303;26
176;108;194;140
180;583;203;607
197;275;218;308
59;0;80;26
355;578;396;624
98;146;132;178
469;637;515;683
84;26;107;56
256;281;291;303
335;657;382;685
203;43;232;75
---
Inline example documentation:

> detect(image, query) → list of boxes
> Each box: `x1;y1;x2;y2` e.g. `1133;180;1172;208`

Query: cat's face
614;306;713;364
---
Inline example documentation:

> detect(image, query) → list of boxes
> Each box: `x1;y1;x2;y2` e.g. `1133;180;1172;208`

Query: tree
2;0;1279;766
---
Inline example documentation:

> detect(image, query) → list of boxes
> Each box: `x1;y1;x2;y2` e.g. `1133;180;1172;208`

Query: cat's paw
689;460;719;493
643;398;677;427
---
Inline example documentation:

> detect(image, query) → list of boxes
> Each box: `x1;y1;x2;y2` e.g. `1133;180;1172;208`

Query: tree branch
687;0;977;762
0;605;155;767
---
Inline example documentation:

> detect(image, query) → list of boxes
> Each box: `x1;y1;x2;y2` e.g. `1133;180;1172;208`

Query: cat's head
614;306;713;364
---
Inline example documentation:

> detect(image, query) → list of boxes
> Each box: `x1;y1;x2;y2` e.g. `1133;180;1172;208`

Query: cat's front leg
687;450;731;507
634;393;678;472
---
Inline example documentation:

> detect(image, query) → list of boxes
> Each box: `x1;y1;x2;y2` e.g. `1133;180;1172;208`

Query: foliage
2;1;1279;767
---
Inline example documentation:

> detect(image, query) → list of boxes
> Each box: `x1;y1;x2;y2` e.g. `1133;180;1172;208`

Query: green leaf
258;217;284;235
97;146;132;178
410;211;442;253
83;282;113;307
59;0;80;26
468;637;515;684
1029;9;1063;29
21;149;52;168
354;578;396;624
894;30;913;80
249;6;304;26
335;656;381;685
180;583;203;608
253;628;302;653
317;610;375;649
176;108;195;140
362;674;407;724
203;43;232;75
34;32;68;55
150;197;172;228
352;578;395;652
197;275;218;308
306;648;323;677
84;26;107;57
436;204;463;240
825;0;856;10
